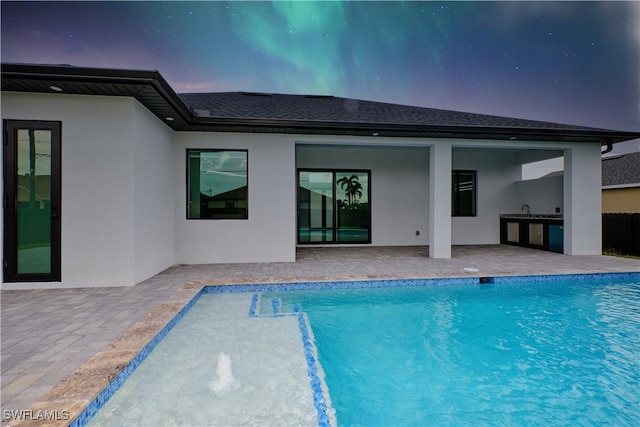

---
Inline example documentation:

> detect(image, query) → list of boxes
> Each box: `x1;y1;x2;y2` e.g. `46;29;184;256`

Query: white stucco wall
2;91;607;280
451;148;521;245
429;141;452;257
174;132;297;264
296;144;430;246
132;101;176;283
2;92;177;287
516;175;564;215
564;143;602;255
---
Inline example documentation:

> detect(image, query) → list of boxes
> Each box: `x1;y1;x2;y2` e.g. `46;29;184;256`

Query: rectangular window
452;170;477;217
187;150;248;219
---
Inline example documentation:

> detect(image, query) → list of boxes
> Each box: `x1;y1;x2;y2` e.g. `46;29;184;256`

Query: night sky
2;1;639;150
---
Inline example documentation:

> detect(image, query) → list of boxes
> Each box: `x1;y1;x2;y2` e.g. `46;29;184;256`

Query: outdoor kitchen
500;205;564;253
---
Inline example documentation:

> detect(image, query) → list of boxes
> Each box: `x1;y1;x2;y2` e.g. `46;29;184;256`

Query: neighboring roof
602;152;640;187
3;63;640;144
541;151;640;187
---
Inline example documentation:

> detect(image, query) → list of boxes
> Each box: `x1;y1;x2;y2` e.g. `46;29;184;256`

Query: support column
563;144;602;255
429;141;452;258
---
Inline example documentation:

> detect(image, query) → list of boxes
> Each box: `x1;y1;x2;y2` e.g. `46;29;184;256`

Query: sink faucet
522;204;530;216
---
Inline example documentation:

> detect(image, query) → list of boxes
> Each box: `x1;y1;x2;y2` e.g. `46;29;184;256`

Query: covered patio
2;245;639;424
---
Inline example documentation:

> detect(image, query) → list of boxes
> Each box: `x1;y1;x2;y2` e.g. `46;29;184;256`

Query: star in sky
2;1;639;146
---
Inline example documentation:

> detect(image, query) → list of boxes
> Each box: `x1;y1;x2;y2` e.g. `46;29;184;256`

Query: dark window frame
3;119;62;282
297;168;372;244
186;149;248;220
452;170;477;217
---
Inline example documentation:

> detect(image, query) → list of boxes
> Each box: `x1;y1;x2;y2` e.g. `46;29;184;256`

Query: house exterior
601;152;640;213
2;63;639;288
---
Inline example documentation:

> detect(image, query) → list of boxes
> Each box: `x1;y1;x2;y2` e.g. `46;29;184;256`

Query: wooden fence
602;213;640;257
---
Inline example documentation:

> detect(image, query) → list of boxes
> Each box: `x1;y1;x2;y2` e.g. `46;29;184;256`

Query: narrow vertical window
187;150;248;219
452;170;477;217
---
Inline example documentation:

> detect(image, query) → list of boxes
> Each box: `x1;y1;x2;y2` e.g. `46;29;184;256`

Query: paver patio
1;245;639;425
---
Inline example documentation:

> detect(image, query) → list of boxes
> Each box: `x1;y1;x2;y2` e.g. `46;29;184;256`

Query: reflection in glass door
298;170;370;244
336;172;369;242
4;120;61;282
298;171;334;243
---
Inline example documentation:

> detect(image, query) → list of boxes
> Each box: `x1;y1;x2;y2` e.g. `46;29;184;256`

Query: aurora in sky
2;1;639;144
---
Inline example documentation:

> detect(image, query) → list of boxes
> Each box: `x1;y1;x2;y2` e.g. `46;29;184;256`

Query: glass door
298;169;370;244
3;120;61;282
336;172;370;242
298;171;334;243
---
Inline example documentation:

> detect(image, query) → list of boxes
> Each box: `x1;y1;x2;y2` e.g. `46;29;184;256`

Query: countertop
500;213;563;220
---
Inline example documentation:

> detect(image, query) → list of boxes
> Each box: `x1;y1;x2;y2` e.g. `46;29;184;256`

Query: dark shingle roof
3;63;640;143
602;152;640;186
179;92;605;132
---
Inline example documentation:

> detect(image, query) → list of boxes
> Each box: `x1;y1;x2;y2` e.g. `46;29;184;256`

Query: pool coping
8;271;640;427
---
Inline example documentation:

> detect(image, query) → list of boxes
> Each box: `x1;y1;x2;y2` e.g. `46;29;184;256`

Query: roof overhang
602;184;640;190
3;63;639;144
1;63;192;130
187;116;637;143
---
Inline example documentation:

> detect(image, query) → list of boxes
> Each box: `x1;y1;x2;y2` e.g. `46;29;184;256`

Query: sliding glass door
298;171;334;242
298;170;370;244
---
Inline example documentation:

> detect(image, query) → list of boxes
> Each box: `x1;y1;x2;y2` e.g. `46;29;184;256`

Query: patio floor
1;245;639;424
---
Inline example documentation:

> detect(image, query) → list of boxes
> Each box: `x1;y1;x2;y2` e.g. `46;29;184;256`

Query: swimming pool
80;273;640;426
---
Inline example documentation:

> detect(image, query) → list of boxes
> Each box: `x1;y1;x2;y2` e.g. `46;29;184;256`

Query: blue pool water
82;275;640;427
262;279;640;426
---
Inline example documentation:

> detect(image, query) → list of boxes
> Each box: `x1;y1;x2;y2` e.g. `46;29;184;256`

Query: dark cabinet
500;216;563;253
